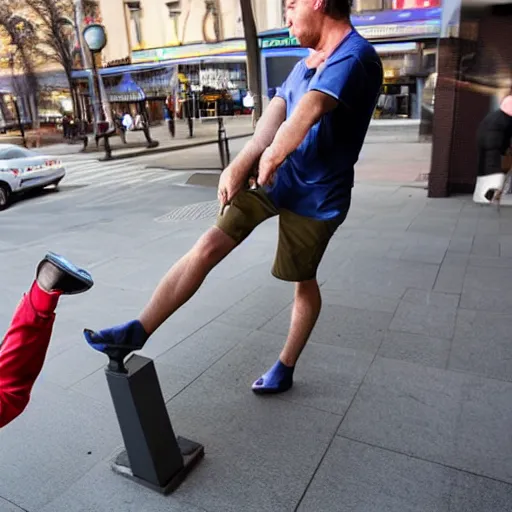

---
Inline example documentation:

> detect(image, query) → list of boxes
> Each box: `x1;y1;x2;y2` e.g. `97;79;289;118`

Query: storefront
130;39;249;119
71;5;443;123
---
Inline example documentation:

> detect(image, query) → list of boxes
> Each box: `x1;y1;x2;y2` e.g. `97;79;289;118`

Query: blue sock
252;359;294;394
83;319;149;353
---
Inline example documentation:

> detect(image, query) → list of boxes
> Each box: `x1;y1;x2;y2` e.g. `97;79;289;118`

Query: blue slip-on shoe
83;319;148;362
251;359;294;395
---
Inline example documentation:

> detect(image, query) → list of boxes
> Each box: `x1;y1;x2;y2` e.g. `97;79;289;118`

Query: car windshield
0;147;33;160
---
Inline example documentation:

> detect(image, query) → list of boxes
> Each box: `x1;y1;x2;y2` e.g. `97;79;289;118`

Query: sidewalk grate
156;200;219;222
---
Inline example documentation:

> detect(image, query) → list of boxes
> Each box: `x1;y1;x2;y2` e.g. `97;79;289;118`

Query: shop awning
107;72;146;102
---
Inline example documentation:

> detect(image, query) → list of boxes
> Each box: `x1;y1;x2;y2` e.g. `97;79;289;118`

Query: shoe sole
45;252;94;295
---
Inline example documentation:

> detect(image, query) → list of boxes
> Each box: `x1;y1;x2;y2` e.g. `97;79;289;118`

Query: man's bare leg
140;227;237;334
252;279;322;394
83;227;237;352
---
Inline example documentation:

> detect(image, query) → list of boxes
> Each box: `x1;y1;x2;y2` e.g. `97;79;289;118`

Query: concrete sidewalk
2;180;512;511
2;118;421;160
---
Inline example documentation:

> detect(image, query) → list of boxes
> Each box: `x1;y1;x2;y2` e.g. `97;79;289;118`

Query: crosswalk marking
30;156;193;206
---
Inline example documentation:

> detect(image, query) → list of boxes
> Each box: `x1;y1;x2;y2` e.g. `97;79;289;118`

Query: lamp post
83;23;112;160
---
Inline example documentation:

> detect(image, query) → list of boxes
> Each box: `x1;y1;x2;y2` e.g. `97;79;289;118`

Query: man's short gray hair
323;0;353;19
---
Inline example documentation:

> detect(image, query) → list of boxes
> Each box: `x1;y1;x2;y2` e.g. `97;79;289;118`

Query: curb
96;132;253;162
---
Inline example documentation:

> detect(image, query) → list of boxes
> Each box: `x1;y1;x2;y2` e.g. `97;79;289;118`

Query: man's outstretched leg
83;227;237;356
0;253;93;428
252;279;321;394
83;189;277;359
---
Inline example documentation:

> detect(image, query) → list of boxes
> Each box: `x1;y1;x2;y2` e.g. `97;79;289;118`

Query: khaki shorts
216;188;347;282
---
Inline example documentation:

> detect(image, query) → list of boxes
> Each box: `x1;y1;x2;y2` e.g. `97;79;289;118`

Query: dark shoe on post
36;252;93;295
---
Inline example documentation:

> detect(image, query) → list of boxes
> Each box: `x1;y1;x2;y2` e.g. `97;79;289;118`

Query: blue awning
107;72;146;102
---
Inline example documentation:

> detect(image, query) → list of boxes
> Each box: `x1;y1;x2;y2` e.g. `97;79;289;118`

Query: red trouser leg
0;282;60;428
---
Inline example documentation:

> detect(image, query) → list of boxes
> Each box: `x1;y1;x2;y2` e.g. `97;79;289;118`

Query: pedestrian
165;94;176;138
473;90;512;203
0;253;93;428
83;0;383;394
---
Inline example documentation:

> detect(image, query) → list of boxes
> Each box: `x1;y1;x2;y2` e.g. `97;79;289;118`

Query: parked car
0;144;65;210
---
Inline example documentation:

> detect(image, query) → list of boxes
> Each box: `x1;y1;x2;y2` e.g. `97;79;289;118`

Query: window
0;147;32;160
166;1;181;44
353;0;385;13
125;1;143;49
166;1;181;15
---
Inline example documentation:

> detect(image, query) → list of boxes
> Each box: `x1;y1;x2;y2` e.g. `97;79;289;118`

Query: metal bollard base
111;436;204;495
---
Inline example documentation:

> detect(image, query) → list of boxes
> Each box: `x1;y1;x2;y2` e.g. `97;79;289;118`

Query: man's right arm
225;96;287;176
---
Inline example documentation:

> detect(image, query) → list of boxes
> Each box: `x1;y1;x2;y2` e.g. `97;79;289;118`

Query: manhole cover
157;200;219;222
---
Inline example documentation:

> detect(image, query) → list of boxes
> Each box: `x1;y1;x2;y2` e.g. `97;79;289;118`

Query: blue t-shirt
265;29;383;220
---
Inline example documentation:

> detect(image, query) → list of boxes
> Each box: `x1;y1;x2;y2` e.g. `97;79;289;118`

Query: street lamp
83;23;113;159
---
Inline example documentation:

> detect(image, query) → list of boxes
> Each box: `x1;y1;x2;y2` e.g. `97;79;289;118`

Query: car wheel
0;184;11;211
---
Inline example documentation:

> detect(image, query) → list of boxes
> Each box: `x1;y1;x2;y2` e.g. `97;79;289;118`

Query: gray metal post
105;354;204;494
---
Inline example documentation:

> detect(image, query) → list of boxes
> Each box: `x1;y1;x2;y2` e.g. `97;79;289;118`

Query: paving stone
448;471;512;511
323;257;439;299
215;285;293;330
42;344;106;388
448;236;474;254
0;381;121;511
389;289;459;339
377;331;451;369
297;437;452;512
400;242;448;264
0;498;26;512
461;265;512;313
449;309;512;382
201;330;374;415
260;303;393;354
162;373;341;512
469;255;512;268
338;357;512;484
471;234;500;257
320;287;399;313
39;463;208;512
157;322;252;377
434;254;468;294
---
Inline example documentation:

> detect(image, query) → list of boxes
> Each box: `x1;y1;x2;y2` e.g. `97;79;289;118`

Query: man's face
285;0;324;49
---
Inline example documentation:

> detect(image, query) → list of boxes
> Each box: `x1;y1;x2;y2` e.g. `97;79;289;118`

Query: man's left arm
257;56;369;185
258;91;338;183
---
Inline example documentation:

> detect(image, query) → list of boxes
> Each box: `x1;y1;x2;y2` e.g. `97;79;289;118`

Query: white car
0;144;66;210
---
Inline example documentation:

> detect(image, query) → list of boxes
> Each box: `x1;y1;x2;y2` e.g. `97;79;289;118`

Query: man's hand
217;97;287;205
217;164;248;206
257;147;282;187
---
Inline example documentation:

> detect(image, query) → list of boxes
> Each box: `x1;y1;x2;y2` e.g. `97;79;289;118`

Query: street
2;139;512;512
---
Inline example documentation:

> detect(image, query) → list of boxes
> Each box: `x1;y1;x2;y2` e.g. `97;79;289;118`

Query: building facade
82;0;444;124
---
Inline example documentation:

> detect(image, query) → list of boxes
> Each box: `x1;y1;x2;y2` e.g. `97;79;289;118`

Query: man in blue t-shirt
83;0;383;395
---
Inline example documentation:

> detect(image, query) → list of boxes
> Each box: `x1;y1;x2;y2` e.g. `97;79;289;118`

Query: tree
239;0;262;124
0;1;40;129
24;0;99;119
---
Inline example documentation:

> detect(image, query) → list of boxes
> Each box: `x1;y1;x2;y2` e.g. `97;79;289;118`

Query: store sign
357;20;440;39
132;39;246;64
260;36;300;49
